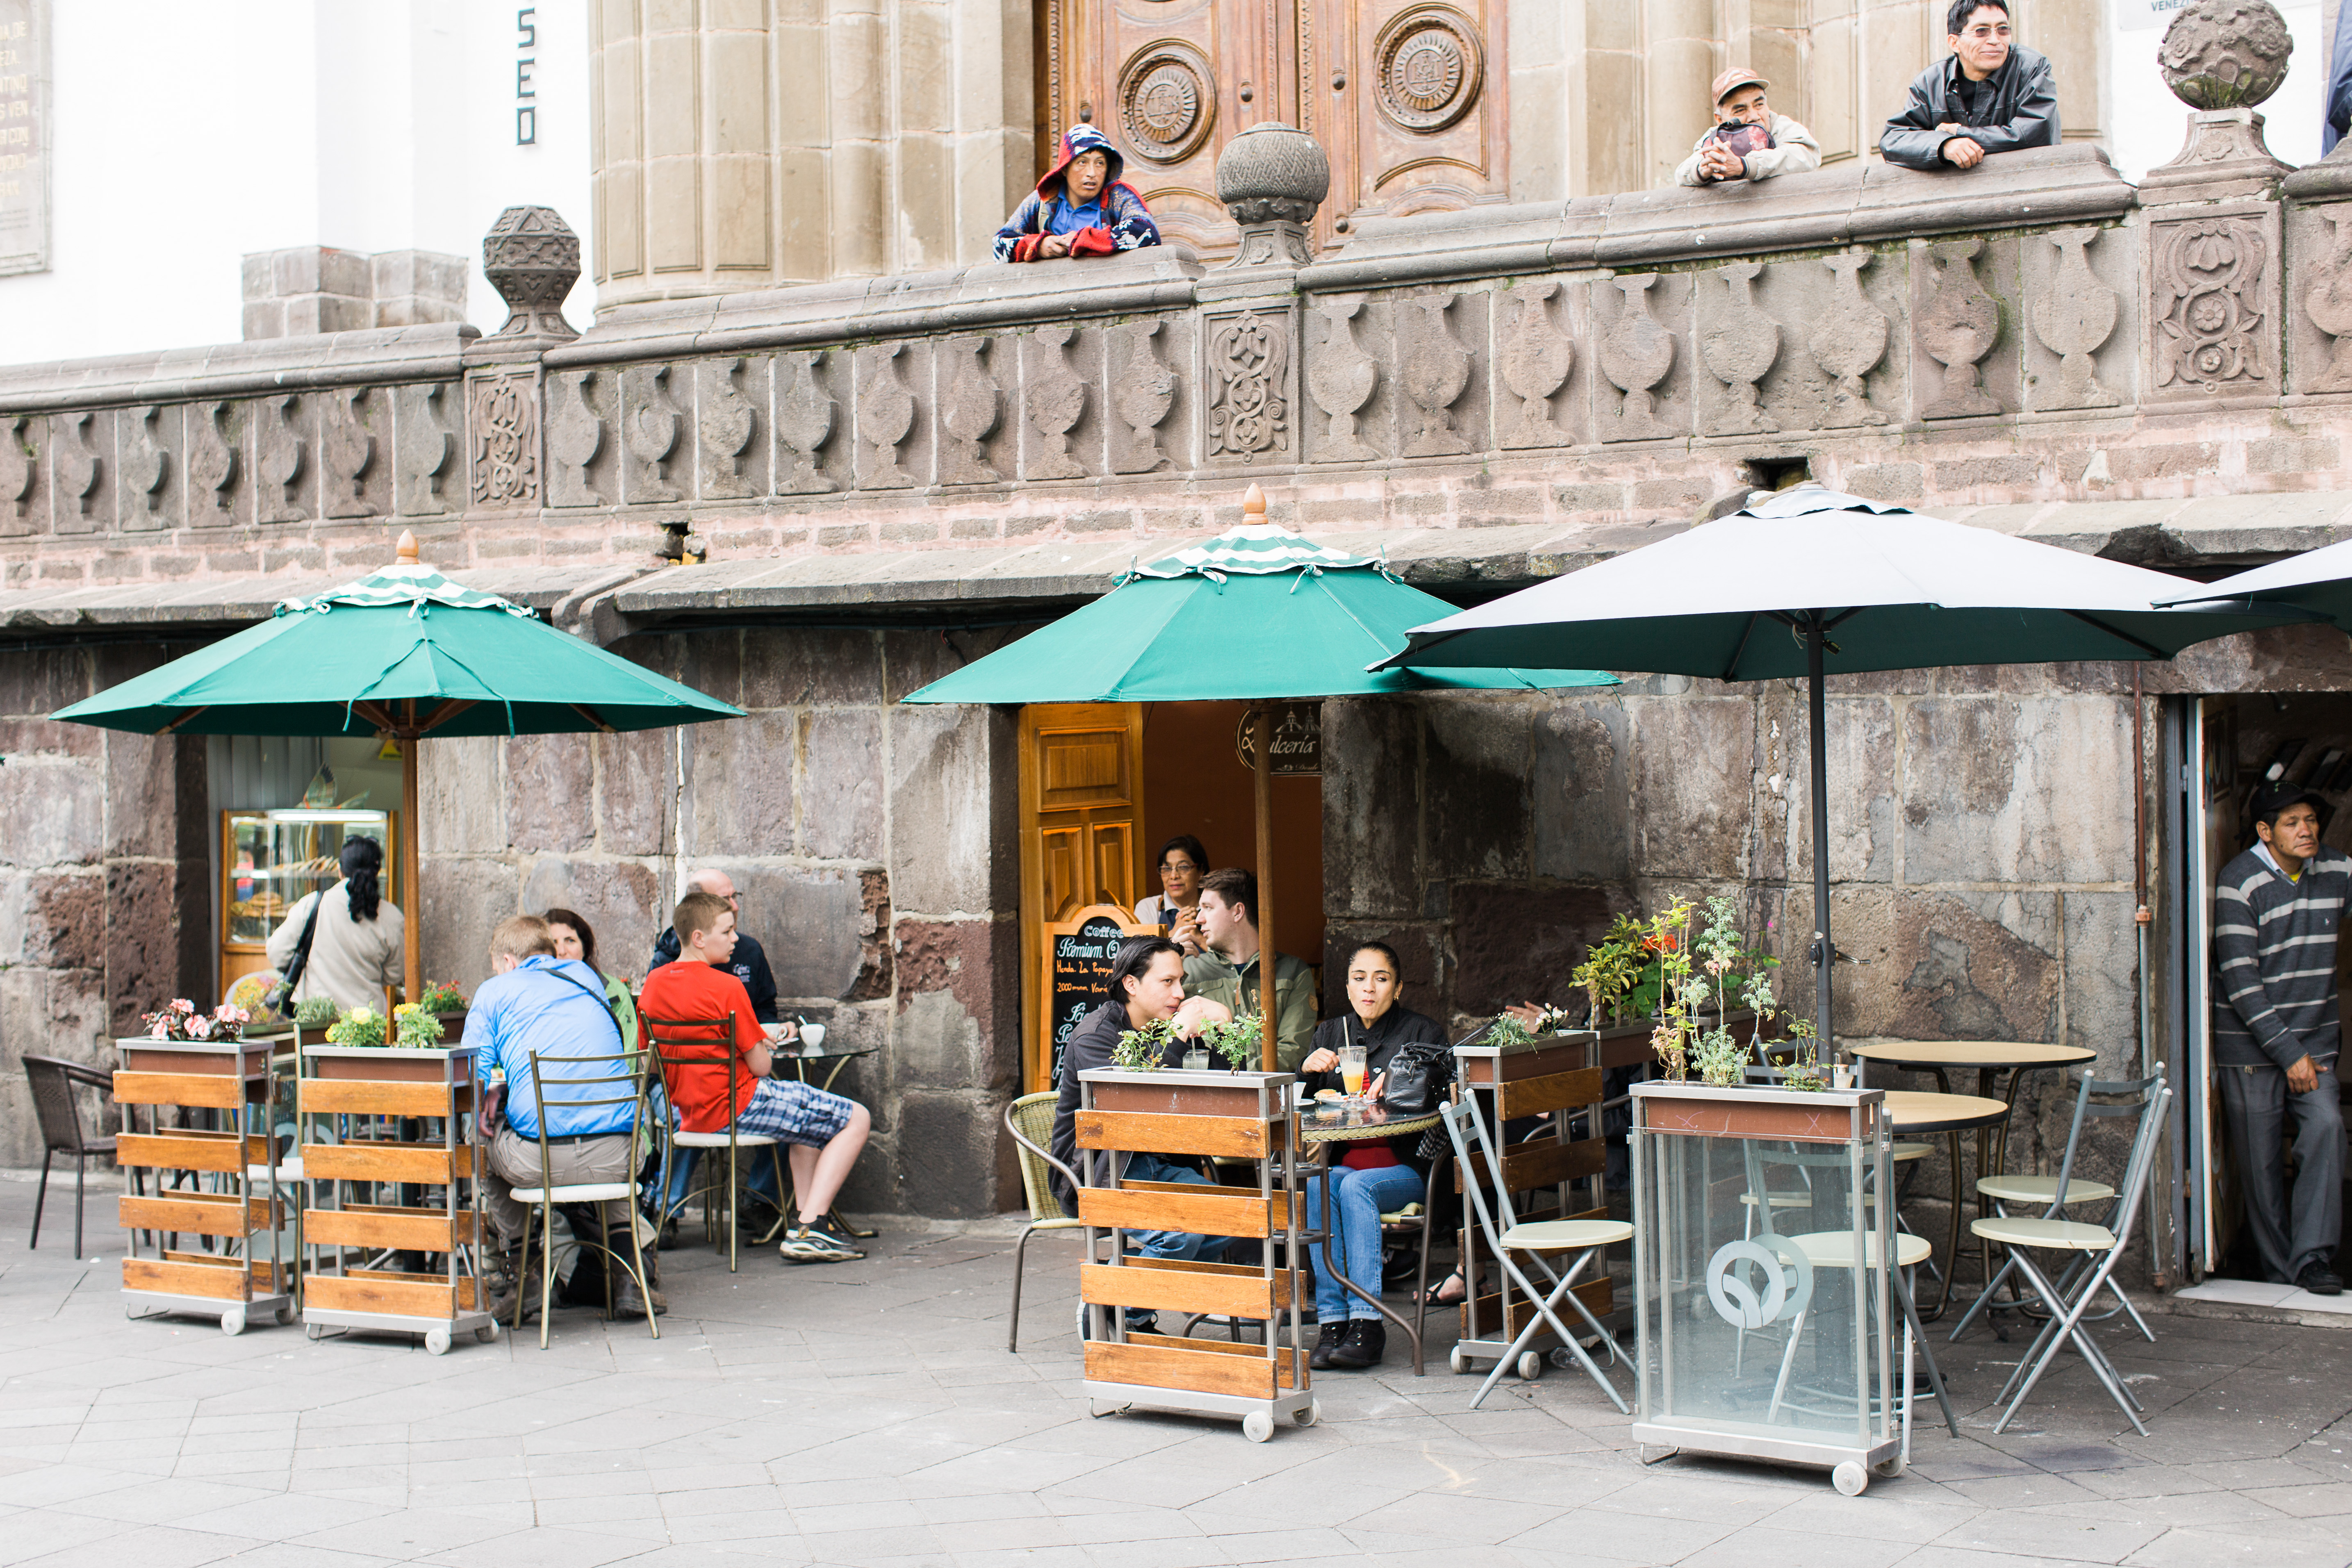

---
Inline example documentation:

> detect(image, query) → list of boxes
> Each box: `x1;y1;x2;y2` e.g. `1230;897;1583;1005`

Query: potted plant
415;980;467;1040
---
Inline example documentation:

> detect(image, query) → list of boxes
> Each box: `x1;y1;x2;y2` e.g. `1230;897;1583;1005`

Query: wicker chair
24;1055;117;1259
1004;1090;1088;1352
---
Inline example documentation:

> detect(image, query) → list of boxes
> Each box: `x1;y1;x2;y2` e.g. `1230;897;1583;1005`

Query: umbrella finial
396;530;420;566
1243;482;1266;525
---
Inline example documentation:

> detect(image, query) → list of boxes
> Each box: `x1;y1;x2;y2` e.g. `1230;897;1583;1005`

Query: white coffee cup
799;1020;827;1054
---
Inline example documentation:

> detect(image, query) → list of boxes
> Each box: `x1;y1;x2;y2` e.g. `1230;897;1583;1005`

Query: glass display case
220;808;398;996
1629;1083;1901;1494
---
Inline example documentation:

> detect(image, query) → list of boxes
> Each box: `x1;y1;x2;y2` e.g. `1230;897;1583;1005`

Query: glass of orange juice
1339;1043;1368;1100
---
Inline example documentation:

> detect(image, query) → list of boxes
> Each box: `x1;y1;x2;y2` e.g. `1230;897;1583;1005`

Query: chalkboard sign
1045;903;1151;1089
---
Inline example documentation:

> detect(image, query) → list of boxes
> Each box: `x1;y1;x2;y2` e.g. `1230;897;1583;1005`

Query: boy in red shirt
640;891;871;1263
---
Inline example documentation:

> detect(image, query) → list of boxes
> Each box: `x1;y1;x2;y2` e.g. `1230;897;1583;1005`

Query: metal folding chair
644;1011;786;1273
1442;1095;1631;1412
1950;1070;2157;1345
510;1042;658;1350
23;1055;117;1259
1971;1075;2172;1435
1004;1090;1092;1352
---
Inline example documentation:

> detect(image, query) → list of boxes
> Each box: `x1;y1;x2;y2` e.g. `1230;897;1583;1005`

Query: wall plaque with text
0;0;47;278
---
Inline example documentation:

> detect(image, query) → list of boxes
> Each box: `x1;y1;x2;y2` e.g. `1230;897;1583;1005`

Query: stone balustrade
9;121;2352;629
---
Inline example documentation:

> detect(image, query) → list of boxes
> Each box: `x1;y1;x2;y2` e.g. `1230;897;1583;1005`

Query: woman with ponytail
266;834;406;1011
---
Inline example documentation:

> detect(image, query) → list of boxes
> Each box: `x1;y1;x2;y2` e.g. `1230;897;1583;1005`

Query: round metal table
1298;1100;1443;1377
773;1044;881;1238
1856;1042;2095;1321
1872;1084;2029;1318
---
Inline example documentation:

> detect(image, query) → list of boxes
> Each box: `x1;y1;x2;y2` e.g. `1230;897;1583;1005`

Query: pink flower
149;1019;168;1039
217;1005;248;1025
188;1015;212;1039
171;999;195;1014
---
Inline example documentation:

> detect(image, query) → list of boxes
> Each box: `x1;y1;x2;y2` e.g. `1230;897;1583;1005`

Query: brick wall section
414;626;1021;1218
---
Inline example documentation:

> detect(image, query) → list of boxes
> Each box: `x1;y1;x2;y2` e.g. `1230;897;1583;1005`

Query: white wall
0;0;594;367
2107;0;2326;184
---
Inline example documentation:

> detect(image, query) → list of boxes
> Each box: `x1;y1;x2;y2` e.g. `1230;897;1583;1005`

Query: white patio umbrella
1377;485;2308;1050
2154;535;2352;624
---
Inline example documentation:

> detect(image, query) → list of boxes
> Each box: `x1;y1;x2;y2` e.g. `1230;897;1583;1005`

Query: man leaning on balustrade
1880;0;2058;172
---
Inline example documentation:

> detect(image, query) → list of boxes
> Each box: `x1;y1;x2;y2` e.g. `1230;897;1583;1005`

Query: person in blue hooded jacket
993;124;1160;264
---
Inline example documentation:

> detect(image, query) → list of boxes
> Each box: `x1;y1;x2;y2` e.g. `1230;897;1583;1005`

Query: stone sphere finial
1216;121;1331;226
482;205;582;340
2161;0;2293;110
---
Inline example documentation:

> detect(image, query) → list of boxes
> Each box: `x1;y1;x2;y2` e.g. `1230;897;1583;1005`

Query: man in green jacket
1183;867;1318;1072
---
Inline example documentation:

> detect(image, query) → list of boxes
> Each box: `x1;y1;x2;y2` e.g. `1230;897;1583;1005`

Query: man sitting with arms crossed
469;915;660;1322
1881;0;2057;173
1183;868;1318;1073
642;890;872;1264
1050;935;1232;1334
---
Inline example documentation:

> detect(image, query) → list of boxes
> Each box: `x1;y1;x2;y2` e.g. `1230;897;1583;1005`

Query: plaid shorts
734;1077;857;1148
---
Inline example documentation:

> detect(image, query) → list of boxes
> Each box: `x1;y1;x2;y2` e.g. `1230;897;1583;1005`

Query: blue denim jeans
1303;1162;1425;1322
653;1144;783;1216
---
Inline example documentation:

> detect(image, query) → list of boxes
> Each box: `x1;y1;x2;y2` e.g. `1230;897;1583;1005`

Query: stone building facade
1;11;2347;1273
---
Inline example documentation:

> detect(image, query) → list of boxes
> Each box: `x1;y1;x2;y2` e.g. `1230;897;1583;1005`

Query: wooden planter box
297;1043;494;1355
113;1036;291;1337
1074;1068;1315;1441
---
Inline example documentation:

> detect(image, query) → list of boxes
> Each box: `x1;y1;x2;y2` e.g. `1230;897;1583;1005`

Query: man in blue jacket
472;915;661;1321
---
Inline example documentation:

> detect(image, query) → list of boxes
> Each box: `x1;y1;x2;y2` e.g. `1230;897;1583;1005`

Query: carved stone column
462;206;583;516
2139;2;2294;407
1197;123;1327;469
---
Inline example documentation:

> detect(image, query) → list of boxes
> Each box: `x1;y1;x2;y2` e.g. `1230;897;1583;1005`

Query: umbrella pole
1806;615;1833;1057
401;734;421;1005
1256;709;1277;1074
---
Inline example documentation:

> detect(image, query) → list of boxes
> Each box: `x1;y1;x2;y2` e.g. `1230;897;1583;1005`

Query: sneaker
810;1213;863;1249
614;1281;668;1318
778;1223;865;1264
2296;1263;2345;1297
1123;1309;1158;1337
1309;1321;1348;1370
1325;1318;1387;1370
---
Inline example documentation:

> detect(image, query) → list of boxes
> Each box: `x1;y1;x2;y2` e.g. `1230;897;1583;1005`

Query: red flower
1642;933;1679;955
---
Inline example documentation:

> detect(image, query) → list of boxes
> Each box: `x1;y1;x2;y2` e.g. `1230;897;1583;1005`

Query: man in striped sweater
2214;784;2347;1296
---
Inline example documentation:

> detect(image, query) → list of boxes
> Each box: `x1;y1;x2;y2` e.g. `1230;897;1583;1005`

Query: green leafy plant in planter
1646;899;1700;1081
324;1005;386;1047
1693;896;1751;1087
1732;921;1826;1092
1112;1015;1175;1072
392;1002;445;1049
415;980;465;1015
1573;915;1650;1028
1195;1013;1267;1070
292;995;339;1027
1486;1012;1535;1051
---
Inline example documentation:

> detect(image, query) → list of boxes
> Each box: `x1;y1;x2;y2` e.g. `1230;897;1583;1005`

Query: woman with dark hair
1297;940;1449;1370
265;834;405;1012
1134;834;1209;956
543;907;641;1052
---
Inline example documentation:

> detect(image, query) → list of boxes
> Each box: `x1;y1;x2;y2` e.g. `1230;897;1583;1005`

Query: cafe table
772;1040;881;1238
1297;1099;1444;1377
1852;1042;2096;1320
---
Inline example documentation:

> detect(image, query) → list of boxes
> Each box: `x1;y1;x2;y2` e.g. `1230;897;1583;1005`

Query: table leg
1921;1067;1961;1322
1321;1158;1425;1377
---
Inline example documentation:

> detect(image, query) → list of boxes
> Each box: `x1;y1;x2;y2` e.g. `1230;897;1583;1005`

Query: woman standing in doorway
1134;834;1210;957
266;836;405;1011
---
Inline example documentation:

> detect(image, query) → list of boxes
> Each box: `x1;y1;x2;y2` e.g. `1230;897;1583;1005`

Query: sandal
1418;1267;1468;1306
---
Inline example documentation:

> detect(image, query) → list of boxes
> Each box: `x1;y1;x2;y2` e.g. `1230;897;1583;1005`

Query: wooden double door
1037;0;1508;257
1020;704;1149;1091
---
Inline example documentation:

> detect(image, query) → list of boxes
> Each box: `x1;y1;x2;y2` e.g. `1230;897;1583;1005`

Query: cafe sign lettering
1234;701;1322;776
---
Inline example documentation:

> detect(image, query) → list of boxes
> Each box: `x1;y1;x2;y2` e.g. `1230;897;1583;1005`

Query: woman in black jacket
1298;941;1447;1370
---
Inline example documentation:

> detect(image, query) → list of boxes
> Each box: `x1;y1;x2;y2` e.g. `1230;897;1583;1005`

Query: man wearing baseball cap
2213;782;2346;1296
1673;69;1822;189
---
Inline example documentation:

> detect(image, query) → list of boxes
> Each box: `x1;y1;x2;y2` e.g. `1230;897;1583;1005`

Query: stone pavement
2;1177;2349;1568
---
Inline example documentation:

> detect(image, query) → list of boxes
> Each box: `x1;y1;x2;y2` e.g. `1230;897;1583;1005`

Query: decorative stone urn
1214;121;1330;269
2143;0;2295;202
481;205;582;341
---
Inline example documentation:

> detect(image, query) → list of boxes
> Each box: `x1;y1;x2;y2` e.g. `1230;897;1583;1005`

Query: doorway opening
2183;692;2352;1297
1015;700;1324;1093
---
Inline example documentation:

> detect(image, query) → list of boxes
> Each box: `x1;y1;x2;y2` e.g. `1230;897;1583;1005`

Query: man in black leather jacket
1881;0;2058;172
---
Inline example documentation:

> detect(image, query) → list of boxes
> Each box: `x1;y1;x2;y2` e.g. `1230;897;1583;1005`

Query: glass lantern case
1629;1083;1900;1492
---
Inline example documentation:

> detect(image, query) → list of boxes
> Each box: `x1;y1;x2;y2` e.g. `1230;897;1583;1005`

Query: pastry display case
220;808;398;998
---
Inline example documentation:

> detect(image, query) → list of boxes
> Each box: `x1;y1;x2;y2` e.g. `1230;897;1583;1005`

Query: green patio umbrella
904;484;1617;1069
55;532;744;999
1377;484;2311;1052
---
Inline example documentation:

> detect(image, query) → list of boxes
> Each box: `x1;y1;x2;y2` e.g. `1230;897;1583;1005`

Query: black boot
1325;1319;1387;1370
1309;1321;1348;1370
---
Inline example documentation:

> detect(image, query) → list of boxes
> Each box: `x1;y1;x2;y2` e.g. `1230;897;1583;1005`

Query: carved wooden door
1038;0;1506;258
1018;703;1148;1090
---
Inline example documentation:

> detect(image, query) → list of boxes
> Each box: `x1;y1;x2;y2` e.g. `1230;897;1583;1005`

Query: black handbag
1381;1041;1453;1117
265;895;324;1015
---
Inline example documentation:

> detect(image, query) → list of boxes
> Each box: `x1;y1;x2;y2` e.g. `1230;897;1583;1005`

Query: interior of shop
2195;692;2352;1281
205;733;407;1001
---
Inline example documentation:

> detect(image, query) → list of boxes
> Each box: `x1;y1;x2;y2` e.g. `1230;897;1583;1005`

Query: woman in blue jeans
1300;942;1447;1370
